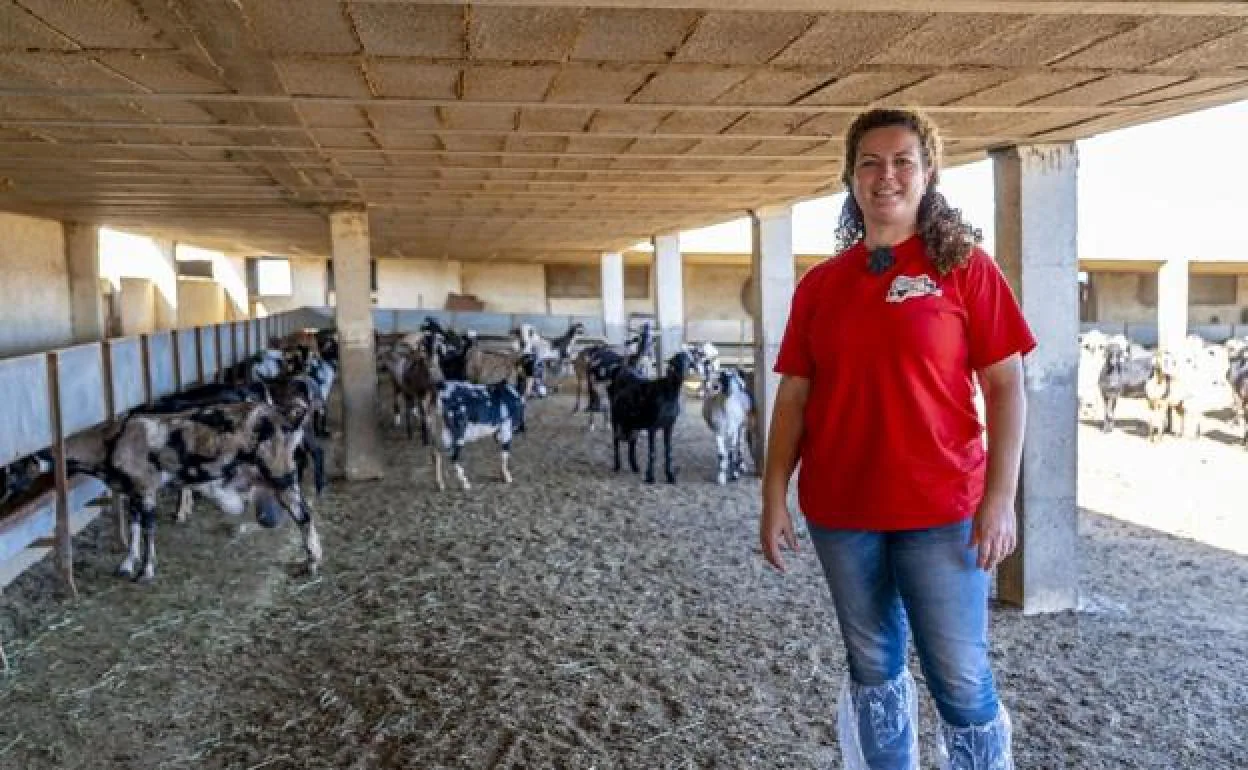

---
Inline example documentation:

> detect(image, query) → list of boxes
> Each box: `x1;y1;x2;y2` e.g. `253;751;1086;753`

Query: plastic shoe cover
936;706;1014;770
836;669;920;770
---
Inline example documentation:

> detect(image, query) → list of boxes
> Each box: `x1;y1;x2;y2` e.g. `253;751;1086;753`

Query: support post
1157;257;1189;352
991;143;1080;615
749;205;796;470
44;353;78;599
601;251;626;345
65;222;105;343
652;233;684;362
330;207;384;481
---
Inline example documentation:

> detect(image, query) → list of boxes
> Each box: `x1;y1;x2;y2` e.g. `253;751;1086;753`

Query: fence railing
0;310;302;668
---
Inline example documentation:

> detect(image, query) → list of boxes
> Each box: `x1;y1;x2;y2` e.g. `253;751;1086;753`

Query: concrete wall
119;277;157;336
1090;270;1248;326
461;262;547;313
259;257;329;314
375;258;462;308
684;264;750;320
0;212;72;358
177;279;228;328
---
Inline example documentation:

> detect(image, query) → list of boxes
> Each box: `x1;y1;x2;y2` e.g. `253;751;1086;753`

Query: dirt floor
1;390;1245;769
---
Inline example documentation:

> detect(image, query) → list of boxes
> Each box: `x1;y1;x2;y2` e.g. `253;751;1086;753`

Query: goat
1229;358;1248;446
429;381;526;491
702;368;754;484
68;400;322;582
1098;340;1152;433
385;339;444;444
1;450;54;509
608;351;695;483
465;346;523;388
301;351;336;438
573;345;633;429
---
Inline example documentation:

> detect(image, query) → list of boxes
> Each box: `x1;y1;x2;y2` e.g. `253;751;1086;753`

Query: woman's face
850;125;934;232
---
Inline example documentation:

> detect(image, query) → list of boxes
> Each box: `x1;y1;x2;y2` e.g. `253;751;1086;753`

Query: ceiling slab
0;1;1241;262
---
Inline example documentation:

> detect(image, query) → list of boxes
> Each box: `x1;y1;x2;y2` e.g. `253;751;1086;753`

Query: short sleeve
773;267;821;378
962;249;1037;370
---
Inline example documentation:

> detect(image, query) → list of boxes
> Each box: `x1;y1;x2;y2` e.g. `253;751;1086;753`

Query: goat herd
1081;329;1248;443
5;319;1246;588
0;319;757;585
378;317;756;489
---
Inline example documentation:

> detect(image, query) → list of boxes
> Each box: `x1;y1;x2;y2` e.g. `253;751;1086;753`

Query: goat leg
175;487;193;523
715;434;728;485
451;446;471;491
663;425;675;484
291;500;322;575
116;499;145;579
135;498;158;583
629;435;641;475
306;437;325;496
643;430;656;484
432;447;445;491
612;433;622;472
404;394;414;440
500;441;513;484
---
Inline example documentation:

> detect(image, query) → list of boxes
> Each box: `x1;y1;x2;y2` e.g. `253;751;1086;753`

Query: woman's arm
972;352;1026;570
760;375;811;573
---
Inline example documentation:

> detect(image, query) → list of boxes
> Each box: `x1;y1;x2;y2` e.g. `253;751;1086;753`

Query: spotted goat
69;400;322;583
429;381;526;491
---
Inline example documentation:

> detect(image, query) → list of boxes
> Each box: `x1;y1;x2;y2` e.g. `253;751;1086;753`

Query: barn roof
0;0;1244;261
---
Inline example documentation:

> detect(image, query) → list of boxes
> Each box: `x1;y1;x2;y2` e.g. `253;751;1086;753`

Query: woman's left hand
970;493;1018;571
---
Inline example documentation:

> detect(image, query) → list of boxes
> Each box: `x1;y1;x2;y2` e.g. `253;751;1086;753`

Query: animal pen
0;312;303;669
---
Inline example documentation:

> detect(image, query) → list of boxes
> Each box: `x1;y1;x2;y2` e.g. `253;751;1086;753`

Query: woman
759;108;1034;769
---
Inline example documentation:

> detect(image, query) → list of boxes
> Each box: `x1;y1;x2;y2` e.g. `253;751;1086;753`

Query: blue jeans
810;519;1011;769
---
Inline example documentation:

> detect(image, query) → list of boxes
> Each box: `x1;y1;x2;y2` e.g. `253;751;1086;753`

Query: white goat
702;368;753;485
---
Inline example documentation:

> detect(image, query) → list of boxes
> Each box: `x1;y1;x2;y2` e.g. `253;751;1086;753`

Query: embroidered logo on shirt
885;274;943;303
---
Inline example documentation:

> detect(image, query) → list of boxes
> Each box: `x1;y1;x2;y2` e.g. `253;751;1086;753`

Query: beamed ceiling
0;0;1245;262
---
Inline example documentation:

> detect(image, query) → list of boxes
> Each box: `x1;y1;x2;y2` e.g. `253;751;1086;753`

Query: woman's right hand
760;500;799;573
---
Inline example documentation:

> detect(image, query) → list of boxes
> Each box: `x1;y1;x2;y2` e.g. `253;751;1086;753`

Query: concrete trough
200;327;219;382
148;331;177;399
0;476;107;589
0;353;53;466
107;337;145;415
177;330;198;386
54;343;107;437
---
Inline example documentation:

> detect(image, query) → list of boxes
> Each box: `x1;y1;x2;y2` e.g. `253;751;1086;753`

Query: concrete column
990;144;1080;615
64;222;105;343
749;205;796;469
1157;257;1189;351
154;239;178;330
601;251;626;345
330;207;384;481
652;233;683;361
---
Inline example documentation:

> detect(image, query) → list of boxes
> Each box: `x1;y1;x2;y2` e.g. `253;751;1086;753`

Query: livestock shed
1;1;1247;766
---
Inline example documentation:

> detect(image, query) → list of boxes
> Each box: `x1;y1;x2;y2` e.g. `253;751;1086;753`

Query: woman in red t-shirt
760;108;1034;769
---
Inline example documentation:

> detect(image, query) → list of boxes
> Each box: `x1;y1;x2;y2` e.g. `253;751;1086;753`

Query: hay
0;393;1245;767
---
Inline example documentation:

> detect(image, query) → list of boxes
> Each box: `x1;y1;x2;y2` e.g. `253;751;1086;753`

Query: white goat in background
702;367;754;485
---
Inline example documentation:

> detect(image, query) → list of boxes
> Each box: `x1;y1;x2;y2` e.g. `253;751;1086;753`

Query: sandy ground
0;389;1245;769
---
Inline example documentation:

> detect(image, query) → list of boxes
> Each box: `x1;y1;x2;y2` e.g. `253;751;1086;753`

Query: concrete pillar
652;233;683;361
330;207;384;481
154;239;178;330
1157;257;1189;351
601;251;626;345
990;144;1080;615
749;205;796;469
64;222;105;343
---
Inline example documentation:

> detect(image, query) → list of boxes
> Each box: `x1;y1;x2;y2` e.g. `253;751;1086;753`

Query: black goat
608;351;695;483
1098;342;1153;433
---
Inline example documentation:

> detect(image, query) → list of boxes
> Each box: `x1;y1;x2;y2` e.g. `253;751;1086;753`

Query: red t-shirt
773;234;1037;531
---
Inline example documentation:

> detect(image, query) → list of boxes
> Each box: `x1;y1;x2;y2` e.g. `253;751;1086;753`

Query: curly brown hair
833;108;982;276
